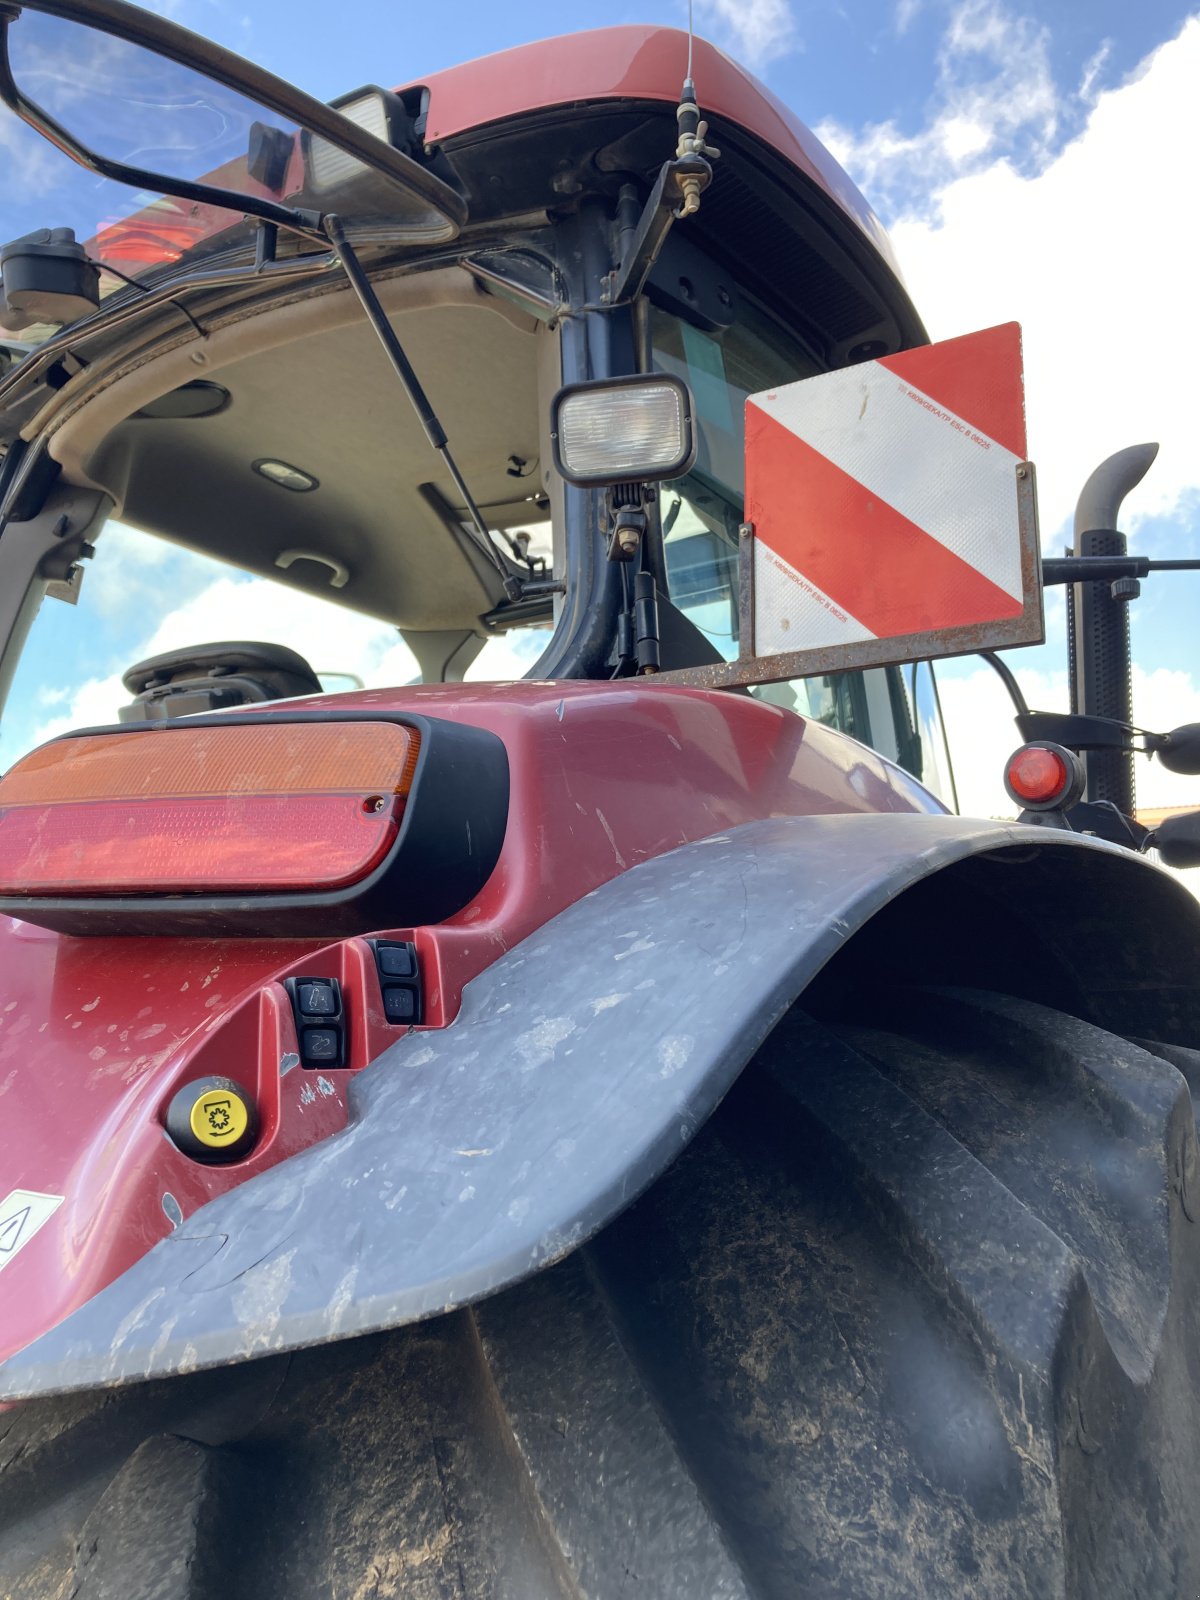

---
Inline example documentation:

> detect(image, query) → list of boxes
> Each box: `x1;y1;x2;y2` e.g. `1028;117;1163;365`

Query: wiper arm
324;215;523;604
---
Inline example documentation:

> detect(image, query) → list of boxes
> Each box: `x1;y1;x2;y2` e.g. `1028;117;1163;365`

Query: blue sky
2;0;1199;816
180;0;1191;133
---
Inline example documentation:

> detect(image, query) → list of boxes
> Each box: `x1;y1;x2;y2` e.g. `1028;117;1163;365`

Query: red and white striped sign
746;323;1031;656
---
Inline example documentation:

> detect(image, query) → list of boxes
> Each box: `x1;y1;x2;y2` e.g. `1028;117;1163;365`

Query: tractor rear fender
4;811;1199;1401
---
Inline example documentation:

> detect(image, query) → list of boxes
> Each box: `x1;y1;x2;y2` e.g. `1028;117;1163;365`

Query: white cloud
831;12;1200;542
85;522;221;621
939;659;1200;819
18;539;551;759
24;571;420;754
895;0;923;37
695;0;799;71
465;626;553;682
817;0;1060;218
1078;39;1112;105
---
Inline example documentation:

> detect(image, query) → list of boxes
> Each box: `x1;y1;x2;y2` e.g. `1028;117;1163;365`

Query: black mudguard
3;812;1198;1400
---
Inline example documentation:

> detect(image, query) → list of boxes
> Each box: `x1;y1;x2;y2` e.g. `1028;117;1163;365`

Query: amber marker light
0;721;420;896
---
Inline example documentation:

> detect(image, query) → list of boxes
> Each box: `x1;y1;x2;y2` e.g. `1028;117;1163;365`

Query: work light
304;88;402;194
550;375;695;486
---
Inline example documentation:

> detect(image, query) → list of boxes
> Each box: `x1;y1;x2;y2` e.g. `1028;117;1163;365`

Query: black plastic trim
371;938;422;1025
0;435;59;526
283;975;348;1068
0;710;510;937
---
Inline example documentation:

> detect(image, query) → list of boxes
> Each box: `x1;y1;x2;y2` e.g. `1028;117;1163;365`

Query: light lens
305;92;392;193
1006;745;1069;805
0;721;419;896
252;458;319;492
552;378;694;485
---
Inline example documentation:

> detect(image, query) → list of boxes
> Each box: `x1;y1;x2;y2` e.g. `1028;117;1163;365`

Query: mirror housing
1150;810;1200;870
0;228;99;330
1156;724;1200;776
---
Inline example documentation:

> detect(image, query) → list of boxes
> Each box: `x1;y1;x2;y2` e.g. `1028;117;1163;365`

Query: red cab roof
409;25;901;278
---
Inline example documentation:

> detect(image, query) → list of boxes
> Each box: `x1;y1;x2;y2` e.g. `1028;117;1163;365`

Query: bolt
1016;465;1028;480
1111;576;1141;602
616;525;641;556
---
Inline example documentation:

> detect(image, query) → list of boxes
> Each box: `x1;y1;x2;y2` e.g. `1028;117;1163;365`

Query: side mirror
1156;724;1200;776
1150;810;1200;870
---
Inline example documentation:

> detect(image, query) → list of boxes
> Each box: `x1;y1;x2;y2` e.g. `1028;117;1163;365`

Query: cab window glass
754;673;862;740
653;298;817;669
651;301;818;504
897;660;958;807
0;519;550;769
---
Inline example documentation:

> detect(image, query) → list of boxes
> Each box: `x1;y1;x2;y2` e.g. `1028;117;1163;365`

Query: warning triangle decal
0;1206;30;1253
0;1189;63;1274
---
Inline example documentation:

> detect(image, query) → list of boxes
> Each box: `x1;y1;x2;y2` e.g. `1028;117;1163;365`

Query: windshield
0;6;448;351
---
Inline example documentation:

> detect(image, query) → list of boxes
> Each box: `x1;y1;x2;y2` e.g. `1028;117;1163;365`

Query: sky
2;0;1199;822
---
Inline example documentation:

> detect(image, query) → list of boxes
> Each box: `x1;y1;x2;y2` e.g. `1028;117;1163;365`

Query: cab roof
406;25;902;281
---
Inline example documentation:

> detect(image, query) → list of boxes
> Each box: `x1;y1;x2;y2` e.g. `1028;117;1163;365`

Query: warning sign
0;1189;63;1274
744;323;1040;669
653;323;1043;691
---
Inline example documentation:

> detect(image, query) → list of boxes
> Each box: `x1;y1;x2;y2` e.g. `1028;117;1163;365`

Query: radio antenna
674;0;718;218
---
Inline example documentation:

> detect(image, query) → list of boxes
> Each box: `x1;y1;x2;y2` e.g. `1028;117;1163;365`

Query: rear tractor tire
3;987;1200;1597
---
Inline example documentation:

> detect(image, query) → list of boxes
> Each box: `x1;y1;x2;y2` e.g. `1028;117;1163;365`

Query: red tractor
2;2;1200;1593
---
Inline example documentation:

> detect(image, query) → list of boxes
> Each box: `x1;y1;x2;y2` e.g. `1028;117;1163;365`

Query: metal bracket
604;123;717;308
737;522;755;660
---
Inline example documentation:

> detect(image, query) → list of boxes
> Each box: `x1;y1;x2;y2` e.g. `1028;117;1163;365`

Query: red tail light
0;713;508;937
0;721;419;896
1003;741;1083;810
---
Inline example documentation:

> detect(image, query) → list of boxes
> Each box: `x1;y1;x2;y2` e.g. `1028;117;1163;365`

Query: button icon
297;981;337;1015
189;1087;250;1147
383;986;417;1023
302;1027;340;1063
167;1077;259;1163
376;943;416;978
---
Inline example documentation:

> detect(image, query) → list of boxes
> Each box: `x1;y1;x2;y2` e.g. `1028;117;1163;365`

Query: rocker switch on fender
372;940;422;1025
284;977;347;1068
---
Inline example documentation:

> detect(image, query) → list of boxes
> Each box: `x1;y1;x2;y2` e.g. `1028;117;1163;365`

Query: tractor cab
0;1;953;794
8;7;1200;1594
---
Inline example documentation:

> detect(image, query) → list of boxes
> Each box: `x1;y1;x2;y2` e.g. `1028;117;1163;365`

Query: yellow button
189;1087;250;1148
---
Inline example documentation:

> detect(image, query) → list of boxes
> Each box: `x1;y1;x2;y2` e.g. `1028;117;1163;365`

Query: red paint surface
880;323;1026;459
0;682;940;1362
409;26;900;278
746;404;1023;633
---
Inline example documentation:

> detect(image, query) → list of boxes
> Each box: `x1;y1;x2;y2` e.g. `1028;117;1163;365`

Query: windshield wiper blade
324;214;523;603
